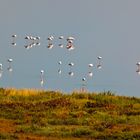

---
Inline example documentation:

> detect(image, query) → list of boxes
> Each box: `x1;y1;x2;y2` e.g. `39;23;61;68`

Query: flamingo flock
0;34;139;91
24;35;41;49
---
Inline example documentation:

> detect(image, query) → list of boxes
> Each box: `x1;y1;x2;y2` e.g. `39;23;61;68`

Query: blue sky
0;0;140;97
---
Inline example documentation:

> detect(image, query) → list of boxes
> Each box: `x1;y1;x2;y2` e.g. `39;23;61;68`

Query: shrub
72;127;92;137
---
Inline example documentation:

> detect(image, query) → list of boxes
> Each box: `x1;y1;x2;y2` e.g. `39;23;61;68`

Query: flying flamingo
58;61;62;74
68;62;74;71
136;62;140;75
7;58;13;72
66;36;75;51
68;71;74;77
0;63;3;78
11;34;17;46
0;63;2;71
40;70;45;87
81;77;87;92
97;56;102;69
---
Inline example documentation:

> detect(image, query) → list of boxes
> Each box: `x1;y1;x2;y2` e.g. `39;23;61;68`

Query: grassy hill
0;88;140;140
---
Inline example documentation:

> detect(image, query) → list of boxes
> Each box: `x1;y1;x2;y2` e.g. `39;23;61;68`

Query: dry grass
0;119;16;133
0;88;140;139
3;88;44;96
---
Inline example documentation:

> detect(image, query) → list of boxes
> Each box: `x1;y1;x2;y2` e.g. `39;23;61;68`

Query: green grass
0;88;140;139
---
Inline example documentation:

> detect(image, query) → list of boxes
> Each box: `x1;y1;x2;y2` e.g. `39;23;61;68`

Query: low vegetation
0;88;140;140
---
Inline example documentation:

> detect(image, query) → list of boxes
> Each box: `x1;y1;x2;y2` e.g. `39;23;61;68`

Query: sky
0;0;140;97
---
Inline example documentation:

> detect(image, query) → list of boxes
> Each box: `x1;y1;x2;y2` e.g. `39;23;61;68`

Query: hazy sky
0;0;140;97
